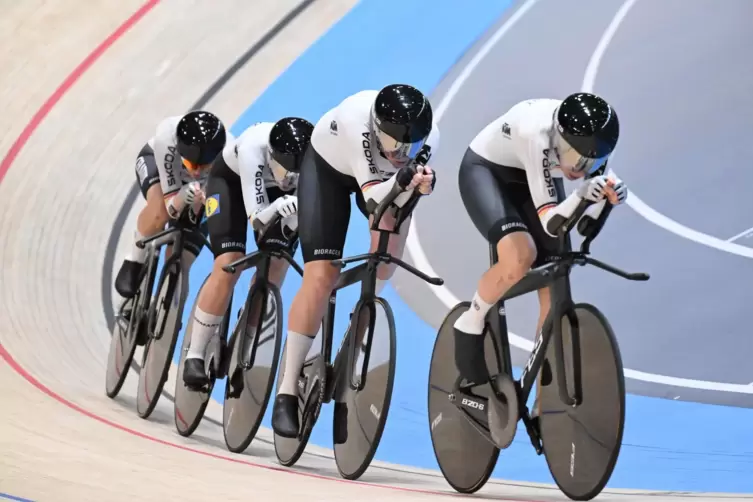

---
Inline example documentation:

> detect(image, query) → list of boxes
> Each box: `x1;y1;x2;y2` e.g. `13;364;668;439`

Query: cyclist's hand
178;181;202;206
403;166;434;193
416;165;436;195
194;186;206;205
282;214;299;236
275;195;298;218
577;175;610;203
604;178;628;205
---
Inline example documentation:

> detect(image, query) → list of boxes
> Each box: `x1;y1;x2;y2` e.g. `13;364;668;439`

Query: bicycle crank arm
520;412;543;455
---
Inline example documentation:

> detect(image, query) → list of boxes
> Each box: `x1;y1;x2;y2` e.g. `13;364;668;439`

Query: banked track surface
0;1;748;501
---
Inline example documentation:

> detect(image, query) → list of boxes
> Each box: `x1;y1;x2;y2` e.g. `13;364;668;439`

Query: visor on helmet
373;127;426;168
553;127;609;175
182;157;212;177
268;149;299;190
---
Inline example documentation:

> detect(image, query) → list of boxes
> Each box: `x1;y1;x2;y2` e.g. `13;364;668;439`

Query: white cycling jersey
311;90;440;206
147;116;233;199
469;98;608;235
220;121;295;220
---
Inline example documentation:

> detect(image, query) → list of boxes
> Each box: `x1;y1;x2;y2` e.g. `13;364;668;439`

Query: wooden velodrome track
0;1;747;500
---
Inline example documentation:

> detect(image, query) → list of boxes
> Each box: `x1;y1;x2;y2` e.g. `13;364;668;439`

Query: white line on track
581;0;753;259
406;0;753;394
725;225;753;243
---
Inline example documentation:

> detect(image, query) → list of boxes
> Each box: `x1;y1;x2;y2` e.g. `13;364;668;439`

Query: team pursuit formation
105;82;650;501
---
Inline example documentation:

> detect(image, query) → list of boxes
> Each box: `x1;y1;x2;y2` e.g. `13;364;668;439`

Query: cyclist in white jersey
115;111;227;309
453;93;628;396
182;118;313;388
271;84;439;438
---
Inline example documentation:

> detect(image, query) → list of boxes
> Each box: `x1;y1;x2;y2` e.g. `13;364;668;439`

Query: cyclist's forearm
165;194;185;219
539;190;583;237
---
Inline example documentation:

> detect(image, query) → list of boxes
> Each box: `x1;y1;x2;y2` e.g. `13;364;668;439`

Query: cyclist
271;84;439;438
453;93;628;395
182;117;313;389
114;111;227;314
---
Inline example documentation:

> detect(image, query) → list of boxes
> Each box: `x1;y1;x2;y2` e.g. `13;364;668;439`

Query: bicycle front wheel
539;303;626;501
223;281;283;453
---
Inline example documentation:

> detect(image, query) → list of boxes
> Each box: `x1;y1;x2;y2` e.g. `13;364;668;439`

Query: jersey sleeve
152;118;181;199
516;134;559;219
236;142;269;220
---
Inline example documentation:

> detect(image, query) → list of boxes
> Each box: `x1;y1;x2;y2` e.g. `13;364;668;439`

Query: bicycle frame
222;218;303;373
484;200;646;411
136;222;209;333
319;182;444;401
488;248;581;407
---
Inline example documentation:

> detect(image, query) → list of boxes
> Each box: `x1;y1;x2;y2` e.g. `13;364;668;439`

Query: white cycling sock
453;291;494;335
278;331;315;396
186;307;223;360
126;229;148;264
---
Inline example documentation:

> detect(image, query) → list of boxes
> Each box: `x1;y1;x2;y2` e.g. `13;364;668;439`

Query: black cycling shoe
272;394;299;438
182;358;209;389
115;259;144;299
453;328;490;385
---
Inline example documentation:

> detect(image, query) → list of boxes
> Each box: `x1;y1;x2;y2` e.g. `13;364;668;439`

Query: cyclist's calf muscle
288;261;339;336
197;251;244;315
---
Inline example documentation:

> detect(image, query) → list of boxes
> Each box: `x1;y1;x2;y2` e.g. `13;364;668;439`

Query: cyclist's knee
300;261;339;299
210;252;243;286
495;231;536;283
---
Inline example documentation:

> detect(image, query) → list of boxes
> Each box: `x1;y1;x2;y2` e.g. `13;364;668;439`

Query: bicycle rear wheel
332;297;396;481
427;302;499;494
539;303;625;501
223;281;283;453
136;259;185;419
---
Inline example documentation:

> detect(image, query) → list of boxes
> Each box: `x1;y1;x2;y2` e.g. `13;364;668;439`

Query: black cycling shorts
135;143;160;197
458;148;565;267
297;146;369;263
204;156;299;258
133;143;207;257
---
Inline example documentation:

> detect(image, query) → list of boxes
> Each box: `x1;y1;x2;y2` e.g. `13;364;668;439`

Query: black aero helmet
555;93;619;174
371;84;433;167
268;117;314;188
176;111;226;167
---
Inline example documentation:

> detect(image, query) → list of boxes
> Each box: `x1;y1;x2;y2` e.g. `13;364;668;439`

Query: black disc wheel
539;303;625;501
427;302;500;494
